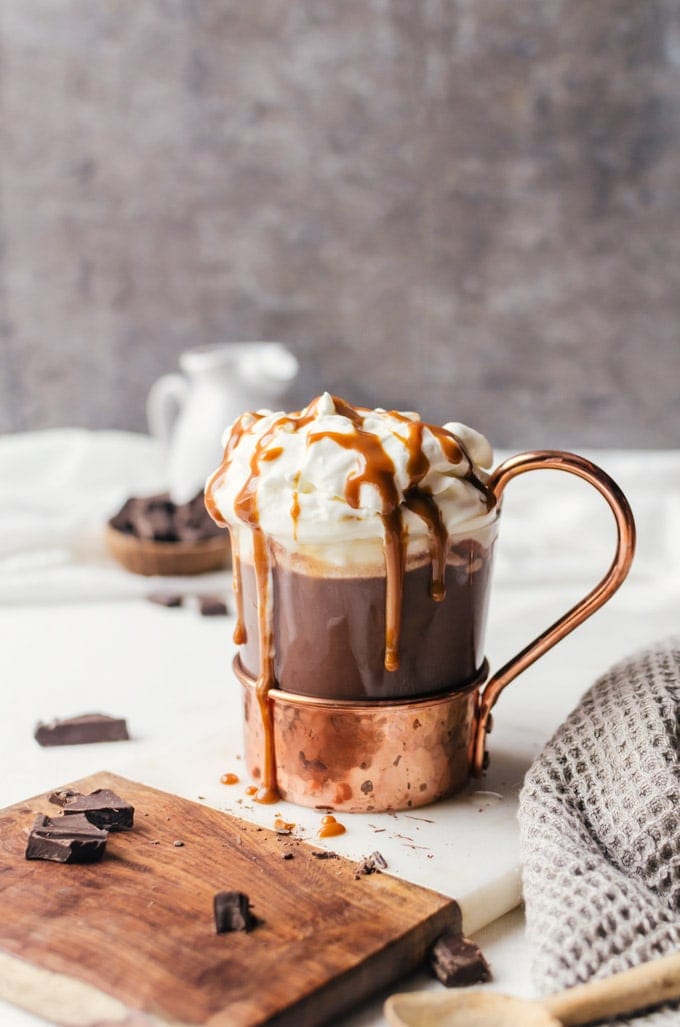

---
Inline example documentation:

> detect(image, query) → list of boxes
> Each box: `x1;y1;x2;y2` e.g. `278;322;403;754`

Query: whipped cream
205;392;496;546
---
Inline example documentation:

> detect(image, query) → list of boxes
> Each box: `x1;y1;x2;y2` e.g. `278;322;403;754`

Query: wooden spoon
384;950;680;1027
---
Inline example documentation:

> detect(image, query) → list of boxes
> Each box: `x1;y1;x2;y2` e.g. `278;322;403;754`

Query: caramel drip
230;529;246;645
251;528;279;804
382;507;405;670
404;487;448;600
307;427;405;671
399;420;449;599
220;772;239;785
290;470;301;541
204;412;264;526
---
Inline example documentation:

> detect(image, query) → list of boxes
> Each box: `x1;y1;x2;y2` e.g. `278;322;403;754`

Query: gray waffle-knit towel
518;637;680;1025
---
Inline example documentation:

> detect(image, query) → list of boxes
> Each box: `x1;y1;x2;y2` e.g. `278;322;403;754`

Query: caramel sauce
204;412;263;525
274;816;296;831
253;786;279;805
307;426;405;670
290;470;301;540
404;419;429;482
230;529;246;645
245;785;258;796
261;445;283;462
404;487;448;600
220;772;240;785
317;814;346;838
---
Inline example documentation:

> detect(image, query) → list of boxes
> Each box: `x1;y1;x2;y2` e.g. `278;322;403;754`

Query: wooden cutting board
0;771;461;1027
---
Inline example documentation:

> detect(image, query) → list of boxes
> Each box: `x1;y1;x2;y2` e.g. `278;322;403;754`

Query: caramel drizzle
403;488;448;600
399;417;447;600
307;425;405;671
230;528;246;645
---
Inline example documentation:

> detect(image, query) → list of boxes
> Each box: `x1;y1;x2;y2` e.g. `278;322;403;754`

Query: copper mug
235;451;636;812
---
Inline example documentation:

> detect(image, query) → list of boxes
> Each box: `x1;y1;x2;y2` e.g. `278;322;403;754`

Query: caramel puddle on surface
317;814;347;839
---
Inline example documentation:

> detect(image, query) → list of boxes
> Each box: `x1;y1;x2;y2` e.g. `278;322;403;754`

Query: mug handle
471;450;636;776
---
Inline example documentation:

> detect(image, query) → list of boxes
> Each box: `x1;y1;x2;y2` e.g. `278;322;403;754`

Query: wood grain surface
0;772;460;1027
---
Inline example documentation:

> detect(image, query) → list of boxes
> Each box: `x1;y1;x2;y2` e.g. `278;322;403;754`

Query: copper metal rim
234;656;489;813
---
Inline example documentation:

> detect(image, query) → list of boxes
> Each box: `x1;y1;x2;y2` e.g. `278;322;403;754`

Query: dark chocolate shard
34;714;130;747
213;891;256;933
198;595;229;617
354;850;388;878
49;788;134;831
429;930;492;987
25;813;108;864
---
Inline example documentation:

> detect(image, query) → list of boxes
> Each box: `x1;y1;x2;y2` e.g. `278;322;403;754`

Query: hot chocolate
205;393;497;802
237;533;495;701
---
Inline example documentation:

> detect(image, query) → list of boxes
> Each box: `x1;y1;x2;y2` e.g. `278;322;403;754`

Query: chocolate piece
25;813;108;864
354;850;388;878
47;788;80;806
175;491;226;542
110;491;227;544
34;714;130;747
311;851;339;860
49;788;134;831
198;595;229;617
147;592;184;608
108;496;142;535
135;495;176;542
213;891;256;933
429;930;492;987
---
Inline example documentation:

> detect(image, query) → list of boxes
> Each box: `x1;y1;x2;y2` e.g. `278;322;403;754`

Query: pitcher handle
471;450;636;776
146;373;189;447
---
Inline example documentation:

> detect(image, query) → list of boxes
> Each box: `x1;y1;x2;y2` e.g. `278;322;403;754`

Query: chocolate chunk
134;494;176;542
429;930;492;987
311;850;339;860
25;813;108;864
354;850;388;878
198;595;229;617
213;891;256;933
49;788;134;831
47;788;80;806
34;714;130;747
108;497;142;535
147;592;184;608
110;491;227;544
175;491;226;542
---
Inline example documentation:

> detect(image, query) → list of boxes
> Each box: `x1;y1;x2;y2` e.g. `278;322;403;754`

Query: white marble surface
1;434;679;1025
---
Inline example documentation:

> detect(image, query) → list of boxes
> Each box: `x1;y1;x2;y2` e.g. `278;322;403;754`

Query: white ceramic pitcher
147;343;299;503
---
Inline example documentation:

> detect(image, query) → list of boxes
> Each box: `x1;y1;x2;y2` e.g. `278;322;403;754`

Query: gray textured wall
0;0;679;448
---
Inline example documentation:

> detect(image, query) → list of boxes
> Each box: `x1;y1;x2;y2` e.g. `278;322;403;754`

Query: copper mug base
236;656;489;813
